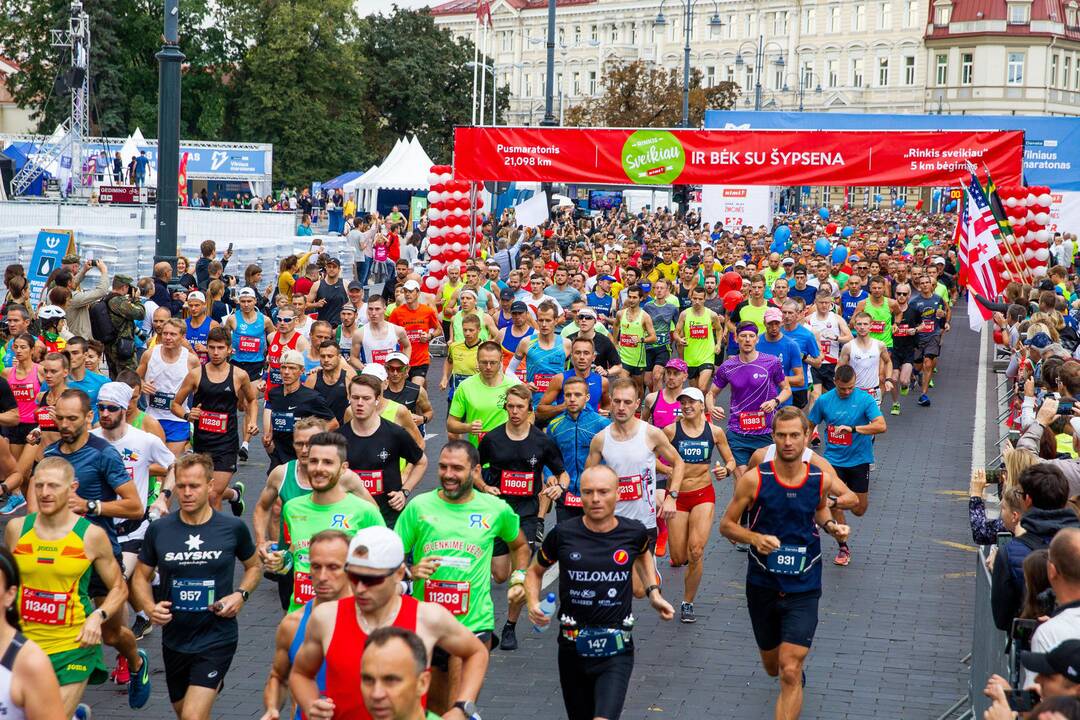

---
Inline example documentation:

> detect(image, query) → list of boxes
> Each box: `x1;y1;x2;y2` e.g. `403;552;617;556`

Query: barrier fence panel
969;548;1010;718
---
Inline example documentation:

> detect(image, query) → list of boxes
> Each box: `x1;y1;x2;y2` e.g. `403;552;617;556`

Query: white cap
403;279;421;292
734;259;747;267
676;387;705;403
361;364;387;382
97;382;133;408
459;288;477;299
187;290;206;302
280;350;305;367
346;527;405;571
236;287;256;298
384;351;410;365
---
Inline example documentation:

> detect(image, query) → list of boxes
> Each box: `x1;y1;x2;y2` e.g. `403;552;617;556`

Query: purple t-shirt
713;353;786;436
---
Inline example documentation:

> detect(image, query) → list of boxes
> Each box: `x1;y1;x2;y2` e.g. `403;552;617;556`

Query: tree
227;0;374;187
354;8;509;164
565;59;739;128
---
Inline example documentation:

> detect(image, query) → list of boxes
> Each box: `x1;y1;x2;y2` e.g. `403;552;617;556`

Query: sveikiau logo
620;130;686;185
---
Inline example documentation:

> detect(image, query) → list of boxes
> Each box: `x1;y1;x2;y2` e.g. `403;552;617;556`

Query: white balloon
428;259;444;273
1036;229;1052;243
452;190;464;201
833;204;840;211
427;192;437;204
1035;248;1050;261
429;244;443;258
1038;193;1053;207
1027;211;1036;224
440;173;454;185
451;207;466;217
428;226;442;238
1005;196;1018;208
1034;265;1049;277
451;243;462;253
1036;212;1050;225
1023;248;1035;260
1027;193;1038;206
423;276;439;291
427;173;439;186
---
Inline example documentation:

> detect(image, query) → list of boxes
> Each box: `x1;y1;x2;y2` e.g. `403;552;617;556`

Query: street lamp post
655;0;722;128
154;0;184;270
734;35;786;112
541;0;557;127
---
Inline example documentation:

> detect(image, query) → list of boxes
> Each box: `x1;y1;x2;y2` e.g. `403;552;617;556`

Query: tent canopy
344;166;377;196
323;170;363;190
357;136;434;192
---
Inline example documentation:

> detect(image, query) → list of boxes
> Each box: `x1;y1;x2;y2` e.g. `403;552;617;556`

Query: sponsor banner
453;127;1024;188
1049;192;1080;235
701;185;774;230
97;185;154;204
706;110;1077;190
81;143;270;178
28;229;75;309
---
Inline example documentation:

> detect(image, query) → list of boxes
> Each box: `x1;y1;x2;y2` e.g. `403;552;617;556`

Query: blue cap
599;275;616;283
1026;332;1053;349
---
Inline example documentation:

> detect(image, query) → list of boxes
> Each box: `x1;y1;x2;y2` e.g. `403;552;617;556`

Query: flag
954;193;968;289
983;166;1014;241
177;151;189;207
476;0;492;26
965;171;1002;331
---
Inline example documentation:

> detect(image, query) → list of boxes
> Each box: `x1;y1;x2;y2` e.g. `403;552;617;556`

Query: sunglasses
277;317;295;323
576;314;595;321
346;569;395;587
97;404;125;414
895;292;909;296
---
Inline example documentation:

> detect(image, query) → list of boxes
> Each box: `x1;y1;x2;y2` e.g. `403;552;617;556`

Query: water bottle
268;543;293;574
533;592;557;633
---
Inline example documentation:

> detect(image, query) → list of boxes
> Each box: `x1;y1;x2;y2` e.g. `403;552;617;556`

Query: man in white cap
183;290;219;363
388;279;443;389
383;351;434;430
290;525;490;720
91;381;177;645
263;349;337;471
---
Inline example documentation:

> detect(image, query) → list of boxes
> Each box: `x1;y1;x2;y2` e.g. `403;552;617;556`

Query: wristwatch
644;584;660;597
87;500;101;516
402;488;411;498
668;490;679;500
453;700;480;720
239;589;251;602
162;488;173;499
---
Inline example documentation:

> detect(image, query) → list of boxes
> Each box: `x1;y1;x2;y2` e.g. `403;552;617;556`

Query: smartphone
226;242;233;254
1011;618;1039;649
1061;400;1074;414
86;249;94;262
1006;689;1040;712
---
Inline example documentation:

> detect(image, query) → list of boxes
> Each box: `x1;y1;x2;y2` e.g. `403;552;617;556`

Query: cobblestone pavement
69;321;982;719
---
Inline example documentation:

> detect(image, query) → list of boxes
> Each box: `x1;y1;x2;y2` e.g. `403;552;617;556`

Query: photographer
992;458;1080;633
103;275;146;378
985;640;1080;719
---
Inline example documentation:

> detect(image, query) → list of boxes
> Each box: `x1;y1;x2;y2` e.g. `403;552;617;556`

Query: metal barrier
966;548;1011;719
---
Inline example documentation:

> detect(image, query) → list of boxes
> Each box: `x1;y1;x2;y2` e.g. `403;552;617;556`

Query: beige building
0;58;35;135
432;0;930;124
923;0;1080;115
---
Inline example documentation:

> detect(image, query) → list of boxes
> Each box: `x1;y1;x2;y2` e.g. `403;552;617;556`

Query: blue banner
80;142;270;178
704;111;1080;190
28;229;75;309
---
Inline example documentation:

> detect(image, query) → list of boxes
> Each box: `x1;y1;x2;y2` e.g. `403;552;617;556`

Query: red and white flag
964;172;1002;331
476;0;492;27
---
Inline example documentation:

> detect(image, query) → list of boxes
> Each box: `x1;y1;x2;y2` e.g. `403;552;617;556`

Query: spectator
276;251;316;302
206;279;230;323
136;277;158;339
194;240;231;290
1019;398;1080;495
102;275;145;378
1021;549;1053;621
971;471;1028;545
175;255;197;289
112;151;122;183
297;215;314;236
242;264;271;313
992;463;1080;632
1021;529;1080;689
134;150;149;187
150;261;182;315
59;259;110;340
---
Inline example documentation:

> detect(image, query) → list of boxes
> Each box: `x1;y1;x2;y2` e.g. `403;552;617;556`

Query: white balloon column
994;186;1052;283
422;165;485;293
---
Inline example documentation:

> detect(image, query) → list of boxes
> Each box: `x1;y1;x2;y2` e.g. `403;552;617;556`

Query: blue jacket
545;406;611;493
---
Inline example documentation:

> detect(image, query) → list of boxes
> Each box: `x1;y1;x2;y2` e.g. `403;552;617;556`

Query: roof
0;57;19;105
926;0;1080;39
430;0;596;17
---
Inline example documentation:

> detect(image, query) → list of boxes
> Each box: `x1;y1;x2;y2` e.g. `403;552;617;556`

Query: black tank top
384;381;420;413
672;420;715;465
193;364;238;439
316;278;347;326
315;369;348;425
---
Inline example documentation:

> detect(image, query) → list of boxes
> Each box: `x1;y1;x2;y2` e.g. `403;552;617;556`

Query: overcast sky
360;0;436;16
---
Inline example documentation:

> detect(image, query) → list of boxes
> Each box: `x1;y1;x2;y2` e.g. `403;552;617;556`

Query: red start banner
453;127;1025;187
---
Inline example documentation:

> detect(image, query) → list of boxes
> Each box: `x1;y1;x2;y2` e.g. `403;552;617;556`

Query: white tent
342;166;376;198
358;136;436;211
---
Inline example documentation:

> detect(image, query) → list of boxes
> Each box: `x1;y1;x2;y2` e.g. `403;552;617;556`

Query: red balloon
723;290;744;313
825;222;837;235
719;272;742;294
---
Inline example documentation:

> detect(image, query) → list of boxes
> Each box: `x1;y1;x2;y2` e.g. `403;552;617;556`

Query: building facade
0;58;34;135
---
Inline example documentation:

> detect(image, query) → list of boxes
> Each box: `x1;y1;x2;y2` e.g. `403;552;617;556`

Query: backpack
88;297;118;345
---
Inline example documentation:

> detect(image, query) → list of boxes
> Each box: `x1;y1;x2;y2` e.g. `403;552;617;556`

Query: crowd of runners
0;202;976;720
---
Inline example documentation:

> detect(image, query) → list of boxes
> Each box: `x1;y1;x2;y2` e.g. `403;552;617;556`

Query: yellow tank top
440;281;464;320
13;514;95;655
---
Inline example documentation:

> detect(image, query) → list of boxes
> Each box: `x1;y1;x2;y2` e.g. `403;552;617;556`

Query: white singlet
145;345;191;423
91;425;176;541
805;312;841;364
360;322;401;365
848;338;882;395
600;420;658;530
0;634;26;720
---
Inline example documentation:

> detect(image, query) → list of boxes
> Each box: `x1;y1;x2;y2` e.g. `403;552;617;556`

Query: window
774;67;785;89
803;7;816;33
773;11;788;34
936;53;948;85
524;74;532;97
851;57;864;87
588;70;596;95
556;72;563;92
572;72;580;95
726;65;735;82
745;66;754;90
829;5;841;31
1065;56;1072;89
878;1;892;28
1051;54;1059;86
726;14;736;37
935;3;951;24
878;57;889;85
744;14;753;36
1068;2;1079;25
906;0;920;26
1075;56;1080;88
611;23;618;42
629;22;636;43
590;24;598;41
827;59;838;87
854;4;866;29
574;25;581;43
961;52;973;84
904;55;916;84
558;27;565;44
501;31;512;51
1008;3;1030;22
803;62;814;88
1007;52;1024;84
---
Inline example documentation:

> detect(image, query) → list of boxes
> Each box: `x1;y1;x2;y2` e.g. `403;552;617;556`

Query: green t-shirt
762;267;785;297
282;493;385;612
395;490;520;633
447;373;521;447
830;272;850;291
934;282;950;304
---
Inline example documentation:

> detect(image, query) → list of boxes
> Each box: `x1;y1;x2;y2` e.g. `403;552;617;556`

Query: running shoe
499;622;518;651
918;394;931;407
228;481;246;517
534;522;546;546
929;378;935;389
680;602;696;624
128;649;151;709
834;545;851;566
655;526;668;558
131;614;152;640
890;402;901;416
74;704;92;720
238;443;249;462
0;494;25;515
111;655;130;684
900;386;909;397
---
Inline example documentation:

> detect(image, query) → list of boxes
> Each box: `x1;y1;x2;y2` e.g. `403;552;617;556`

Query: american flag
964;171;1002;331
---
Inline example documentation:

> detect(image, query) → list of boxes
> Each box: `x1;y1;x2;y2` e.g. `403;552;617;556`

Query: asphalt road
69;321;983;719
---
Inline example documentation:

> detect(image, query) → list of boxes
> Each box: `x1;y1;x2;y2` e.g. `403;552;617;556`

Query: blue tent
1;144;48;196
323;170;363;190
